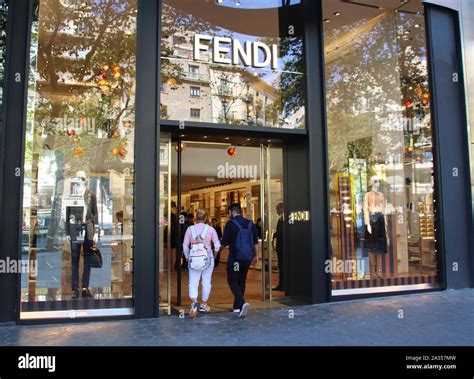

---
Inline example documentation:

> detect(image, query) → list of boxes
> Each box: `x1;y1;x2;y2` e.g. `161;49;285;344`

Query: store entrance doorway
159;134;287;314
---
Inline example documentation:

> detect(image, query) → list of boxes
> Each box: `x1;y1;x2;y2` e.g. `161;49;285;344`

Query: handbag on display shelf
84;239;103;268
89;244;103;268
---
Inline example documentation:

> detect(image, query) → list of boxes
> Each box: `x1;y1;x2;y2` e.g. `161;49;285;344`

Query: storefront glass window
20;0;137;318
0;0;8;130
460;1;474;215
160;0;305;129
323;0;439;292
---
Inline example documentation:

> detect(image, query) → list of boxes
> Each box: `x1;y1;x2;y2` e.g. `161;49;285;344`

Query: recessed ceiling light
246;138;251;141
414;24;420;28
225;137;230;140
203;136;208;139
324;18;331;23
334;12;341;16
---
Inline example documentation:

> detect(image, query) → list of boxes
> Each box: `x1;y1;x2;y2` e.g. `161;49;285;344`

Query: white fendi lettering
194;34;278;70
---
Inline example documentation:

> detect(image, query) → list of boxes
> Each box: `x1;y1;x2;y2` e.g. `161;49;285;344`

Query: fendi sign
193;34;278;70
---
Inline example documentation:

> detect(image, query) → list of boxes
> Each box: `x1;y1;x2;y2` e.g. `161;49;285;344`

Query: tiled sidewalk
0;289;472;346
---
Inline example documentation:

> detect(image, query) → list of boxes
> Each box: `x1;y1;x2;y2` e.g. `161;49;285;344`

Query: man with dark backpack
221;203;258;318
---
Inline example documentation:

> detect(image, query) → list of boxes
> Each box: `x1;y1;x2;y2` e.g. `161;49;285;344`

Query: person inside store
256;218;262;239
363;176;389;278
182;208;221;317
180;212;195;271
167;201;178;271
272;203;285;292
211;217;223;240
68;171;97;299
211;218;223;267
221;203;259;318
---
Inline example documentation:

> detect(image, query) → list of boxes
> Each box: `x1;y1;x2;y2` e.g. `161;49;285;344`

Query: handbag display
84;239;103;268
88;244;103;268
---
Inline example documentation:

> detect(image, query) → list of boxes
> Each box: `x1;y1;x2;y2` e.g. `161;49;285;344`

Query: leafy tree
27;0;137;247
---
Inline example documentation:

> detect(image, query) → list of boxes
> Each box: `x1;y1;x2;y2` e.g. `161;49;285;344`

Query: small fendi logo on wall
193;34;279;70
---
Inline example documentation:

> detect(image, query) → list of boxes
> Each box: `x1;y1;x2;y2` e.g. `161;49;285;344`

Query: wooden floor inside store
161;260;288;313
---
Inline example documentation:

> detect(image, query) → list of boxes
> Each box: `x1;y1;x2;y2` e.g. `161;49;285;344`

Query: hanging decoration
175;142;186;152
227;145;236;157
96;63;124;97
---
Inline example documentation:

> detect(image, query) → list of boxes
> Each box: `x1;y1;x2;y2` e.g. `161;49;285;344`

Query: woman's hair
196;208;207;222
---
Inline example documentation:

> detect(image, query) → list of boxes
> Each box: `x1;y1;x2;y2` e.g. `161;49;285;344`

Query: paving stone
0;289;472;346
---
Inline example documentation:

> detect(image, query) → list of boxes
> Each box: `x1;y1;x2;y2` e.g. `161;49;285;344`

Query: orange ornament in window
74;147;84;157
227;146;236;157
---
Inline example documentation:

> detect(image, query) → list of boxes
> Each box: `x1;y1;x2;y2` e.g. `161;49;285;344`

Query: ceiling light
324;18;331;23
414;24;420;28
203;136;208;139
334;12;341;16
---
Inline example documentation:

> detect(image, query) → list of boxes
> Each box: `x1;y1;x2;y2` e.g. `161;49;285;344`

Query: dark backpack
232;219;255;264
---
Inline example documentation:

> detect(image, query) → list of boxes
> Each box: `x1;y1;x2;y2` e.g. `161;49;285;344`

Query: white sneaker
238;303;250;318
199;303;210;313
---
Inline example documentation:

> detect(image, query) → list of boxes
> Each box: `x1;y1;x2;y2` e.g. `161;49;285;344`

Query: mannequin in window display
69;171;98;299
272;202;285;292
363;176;389;278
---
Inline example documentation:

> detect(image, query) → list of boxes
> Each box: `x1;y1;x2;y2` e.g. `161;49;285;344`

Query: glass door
164;139;284;312
159;134;172;314
262;143;285;301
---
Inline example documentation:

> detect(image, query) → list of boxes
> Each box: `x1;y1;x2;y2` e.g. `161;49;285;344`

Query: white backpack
188;225;210;271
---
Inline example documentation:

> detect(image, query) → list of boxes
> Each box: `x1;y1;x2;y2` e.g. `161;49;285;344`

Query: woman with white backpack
182;209;221;317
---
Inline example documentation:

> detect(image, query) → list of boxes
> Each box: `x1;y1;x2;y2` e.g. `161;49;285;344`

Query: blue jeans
71;241;91;290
